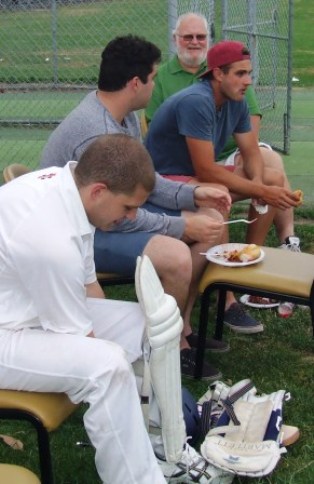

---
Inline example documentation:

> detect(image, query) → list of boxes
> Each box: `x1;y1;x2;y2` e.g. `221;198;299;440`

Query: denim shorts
94;202;181;274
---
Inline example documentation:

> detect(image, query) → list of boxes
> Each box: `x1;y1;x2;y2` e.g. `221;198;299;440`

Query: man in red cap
146;39;299;217
145;40;300;329
146;39;298;218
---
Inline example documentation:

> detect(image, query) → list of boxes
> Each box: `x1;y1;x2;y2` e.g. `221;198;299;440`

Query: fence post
167;0;178;57
51;0;58;86
247;0;258;86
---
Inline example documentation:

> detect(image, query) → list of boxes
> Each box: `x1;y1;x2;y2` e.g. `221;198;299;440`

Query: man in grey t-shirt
40;35;256;380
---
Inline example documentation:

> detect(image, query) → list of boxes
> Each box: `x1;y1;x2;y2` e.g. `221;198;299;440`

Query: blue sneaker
224;303;264;334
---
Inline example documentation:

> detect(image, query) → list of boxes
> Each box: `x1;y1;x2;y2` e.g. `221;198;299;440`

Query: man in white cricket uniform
0;134;166;483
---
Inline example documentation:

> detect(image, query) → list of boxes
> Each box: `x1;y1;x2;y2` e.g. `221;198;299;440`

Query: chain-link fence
0;0;292;171
219;0;292;153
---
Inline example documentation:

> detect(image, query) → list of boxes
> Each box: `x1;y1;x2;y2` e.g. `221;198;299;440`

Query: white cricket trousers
0;298;166;484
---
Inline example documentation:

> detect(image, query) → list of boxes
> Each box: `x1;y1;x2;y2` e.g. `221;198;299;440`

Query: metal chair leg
195;286;212;379
214;289;227;340
0;409;54;484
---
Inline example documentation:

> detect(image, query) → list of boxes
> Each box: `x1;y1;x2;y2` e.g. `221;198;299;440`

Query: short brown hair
75;134;155;195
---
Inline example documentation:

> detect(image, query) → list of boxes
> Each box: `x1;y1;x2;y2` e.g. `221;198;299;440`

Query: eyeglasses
177;34;208;42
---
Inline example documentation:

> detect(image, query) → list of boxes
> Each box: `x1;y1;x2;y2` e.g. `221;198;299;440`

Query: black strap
222;381;255;426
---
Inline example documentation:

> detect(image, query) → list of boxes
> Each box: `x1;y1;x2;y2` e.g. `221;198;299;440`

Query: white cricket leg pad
135;256;183;346
135;255;186;463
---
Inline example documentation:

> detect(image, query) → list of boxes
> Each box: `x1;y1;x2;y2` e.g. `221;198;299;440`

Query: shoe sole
182;370;223;382
187;335;230;353
224;322;264;334
208;344;230;353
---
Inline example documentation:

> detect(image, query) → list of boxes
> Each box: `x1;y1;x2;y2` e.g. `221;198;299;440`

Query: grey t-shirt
41;91;141;168
40;91;197;238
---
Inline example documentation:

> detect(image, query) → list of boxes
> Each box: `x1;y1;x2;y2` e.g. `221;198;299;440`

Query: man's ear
212;67;224;82
128;76;140;92
89;182;107;201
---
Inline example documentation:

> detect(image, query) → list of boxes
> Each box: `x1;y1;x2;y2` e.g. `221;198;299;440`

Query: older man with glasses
145;12;259;126
145;12;209;122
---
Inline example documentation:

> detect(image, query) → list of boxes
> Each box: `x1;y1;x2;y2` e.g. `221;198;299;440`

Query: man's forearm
198;163;266;200
147;173;196;211
110;207;186;239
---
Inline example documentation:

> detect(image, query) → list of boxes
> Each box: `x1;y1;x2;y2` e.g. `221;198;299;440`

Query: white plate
240;294;279;309
205;243;265;267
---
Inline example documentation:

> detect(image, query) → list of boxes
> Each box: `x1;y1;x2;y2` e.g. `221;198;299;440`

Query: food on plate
218;244;261;263
238;244;262;262
293;189;303;206
247;295;277;305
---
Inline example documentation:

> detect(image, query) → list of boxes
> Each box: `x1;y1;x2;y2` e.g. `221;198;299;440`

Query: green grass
1;0;168;84
1;213;313;483
292;0;314;87
1;0;313;86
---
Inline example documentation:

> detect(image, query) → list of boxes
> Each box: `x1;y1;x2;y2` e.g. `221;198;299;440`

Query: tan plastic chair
139;110;148;138
0;391;77;484
195;246;314;378
0;464;40;484
96;271;134;287
2;163;31;183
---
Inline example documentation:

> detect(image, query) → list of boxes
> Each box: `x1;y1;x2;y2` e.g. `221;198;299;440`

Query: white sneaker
157;443;234;483
278;236;300;316
279;236;301;252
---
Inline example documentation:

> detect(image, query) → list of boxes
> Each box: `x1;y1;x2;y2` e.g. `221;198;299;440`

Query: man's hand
261;186;300;210
194;186;232;214
182;214;224;245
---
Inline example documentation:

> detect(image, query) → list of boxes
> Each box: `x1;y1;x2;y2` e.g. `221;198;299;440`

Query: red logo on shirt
37;173;57;180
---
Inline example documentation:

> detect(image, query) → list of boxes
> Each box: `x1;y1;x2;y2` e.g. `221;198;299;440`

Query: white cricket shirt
0;162;95;335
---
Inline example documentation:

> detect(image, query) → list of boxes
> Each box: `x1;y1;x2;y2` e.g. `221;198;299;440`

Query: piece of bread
238;244;261;262
293;189;304;206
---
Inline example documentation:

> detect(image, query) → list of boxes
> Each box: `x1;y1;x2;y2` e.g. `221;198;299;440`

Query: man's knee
95;342;132;381
196;207;224;223
264;167;285;187
188;178;229;195
143;235;192;281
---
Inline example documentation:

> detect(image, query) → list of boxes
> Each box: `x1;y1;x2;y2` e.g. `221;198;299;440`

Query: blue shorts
94;230;157;274
94;203;181;274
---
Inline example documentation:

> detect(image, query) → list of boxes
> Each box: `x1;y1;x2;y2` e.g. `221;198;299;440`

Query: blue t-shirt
145;79;251;176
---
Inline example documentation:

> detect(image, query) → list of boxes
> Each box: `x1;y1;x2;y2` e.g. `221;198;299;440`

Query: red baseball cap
199;40;250;78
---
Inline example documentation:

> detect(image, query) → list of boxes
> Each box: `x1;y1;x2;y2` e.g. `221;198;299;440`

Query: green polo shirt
145;54;262;160
145;55;207;122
